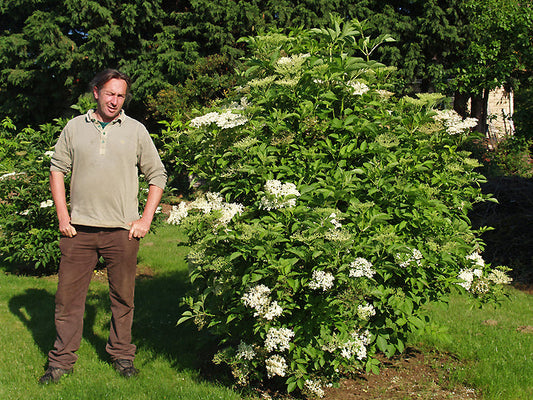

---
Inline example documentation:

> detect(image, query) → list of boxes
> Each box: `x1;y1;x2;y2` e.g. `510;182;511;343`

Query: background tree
0;0;531;132
0;0;180;125
450;0;533;133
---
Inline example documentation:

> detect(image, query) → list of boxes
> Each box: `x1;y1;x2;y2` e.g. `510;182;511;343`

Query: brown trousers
48;226;139;369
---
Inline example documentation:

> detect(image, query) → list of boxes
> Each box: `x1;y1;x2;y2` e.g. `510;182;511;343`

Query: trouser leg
100;229;139;361
48;232;98;369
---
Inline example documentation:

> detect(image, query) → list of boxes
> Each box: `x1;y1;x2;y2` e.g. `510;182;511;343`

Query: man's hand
128;218;151;240
59;220;77;238
128;184;164;240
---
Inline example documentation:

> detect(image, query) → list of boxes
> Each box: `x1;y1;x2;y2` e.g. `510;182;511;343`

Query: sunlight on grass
0;225;243;400
1;225;531;399
412;287;533;400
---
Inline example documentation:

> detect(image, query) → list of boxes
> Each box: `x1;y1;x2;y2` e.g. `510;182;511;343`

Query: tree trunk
453;91;470;118
470;91;487;134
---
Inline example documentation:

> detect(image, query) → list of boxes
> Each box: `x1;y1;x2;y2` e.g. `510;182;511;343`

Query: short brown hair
90;69;132;99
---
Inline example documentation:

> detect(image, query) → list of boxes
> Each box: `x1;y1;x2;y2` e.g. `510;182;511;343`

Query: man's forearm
50;170;77;237
141;184;164;223
49;171;69;223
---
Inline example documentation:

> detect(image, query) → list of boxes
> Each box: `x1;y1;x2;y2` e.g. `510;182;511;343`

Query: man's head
90;69;132;122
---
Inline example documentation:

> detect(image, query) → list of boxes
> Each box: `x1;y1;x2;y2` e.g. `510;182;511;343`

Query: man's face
93;78;128;122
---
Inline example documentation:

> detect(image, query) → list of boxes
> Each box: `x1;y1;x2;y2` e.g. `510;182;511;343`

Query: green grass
1;224;532;399
0;225;242;400
411;288;533;400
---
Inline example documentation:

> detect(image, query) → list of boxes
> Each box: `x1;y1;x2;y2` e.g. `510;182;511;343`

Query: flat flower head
265;355;288;378
167;202;188;225
309;270;335;291
265;327;295;352
488;269;512;285
40;199;54;208
236;341;256;361
347;81;369;96
349;257;375;279
357;303;376;320
260;180;301;210
467;252;485;267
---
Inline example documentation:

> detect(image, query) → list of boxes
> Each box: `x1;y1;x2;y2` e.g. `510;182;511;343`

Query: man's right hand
59;221;77;237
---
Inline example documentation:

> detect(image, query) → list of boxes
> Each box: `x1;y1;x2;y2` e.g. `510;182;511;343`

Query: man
39;69;167;384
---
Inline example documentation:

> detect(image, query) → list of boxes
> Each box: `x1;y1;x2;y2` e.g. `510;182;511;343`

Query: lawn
0;224;531;399
0;224;242;400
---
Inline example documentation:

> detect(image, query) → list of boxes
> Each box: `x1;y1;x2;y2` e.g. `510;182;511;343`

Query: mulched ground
323;349;479;400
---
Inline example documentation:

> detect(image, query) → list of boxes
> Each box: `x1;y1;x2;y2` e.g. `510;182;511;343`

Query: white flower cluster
457;268;483;291
349;257;375;279
308;270;335;291
0;171;25;181
376;89;394;99
189;110;248;130
459;261;512;293
396;248;423;268
167;193;244;227
265;355;288;378
44;150;55;158
275;53;311;78
305;379;325;398
236;341;256;361
466;252;485;267
328;212;342;229
242;284;283;320
167;202;188;225
357;303;376;320
324;229;352;242
347;80;370;96
40;200;54;208
265;327;294;352
433;109;478;135
276;53;310;66
260;180;300;210
339;330;371;360
488;269;513;285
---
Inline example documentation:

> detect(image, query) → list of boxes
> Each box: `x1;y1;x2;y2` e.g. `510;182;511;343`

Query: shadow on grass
8;289;55;356
8;288;108;365
7;272;229;384
132;269;227;379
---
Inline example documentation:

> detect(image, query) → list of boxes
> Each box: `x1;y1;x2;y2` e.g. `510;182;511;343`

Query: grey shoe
39;366;72;384
113;359;138;378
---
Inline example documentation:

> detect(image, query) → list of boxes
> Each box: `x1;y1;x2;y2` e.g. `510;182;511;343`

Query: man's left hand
128;218;151;240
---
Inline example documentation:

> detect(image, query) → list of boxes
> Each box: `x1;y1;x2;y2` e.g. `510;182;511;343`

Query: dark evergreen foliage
0;0;531;127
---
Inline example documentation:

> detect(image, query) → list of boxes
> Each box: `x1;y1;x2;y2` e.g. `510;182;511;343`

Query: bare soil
321;349;479;400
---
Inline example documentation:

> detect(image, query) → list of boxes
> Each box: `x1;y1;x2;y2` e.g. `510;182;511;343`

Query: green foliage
145;54;238;124
451;0;533;95
514;83;533;141
0;117;68;272
2;0;532;131
0;0;187;125
167;19;510;395
477;136;533;179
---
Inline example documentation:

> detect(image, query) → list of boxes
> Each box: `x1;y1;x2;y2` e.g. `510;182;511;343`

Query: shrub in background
0;117;66;272
166;16;511;396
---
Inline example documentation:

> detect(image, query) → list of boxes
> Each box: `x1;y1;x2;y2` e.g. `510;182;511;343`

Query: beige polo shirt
50;110;167;230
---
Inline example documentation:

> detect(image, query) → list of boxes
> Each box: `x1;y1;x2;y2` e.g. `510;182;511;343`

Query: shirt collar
86;109;125;125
